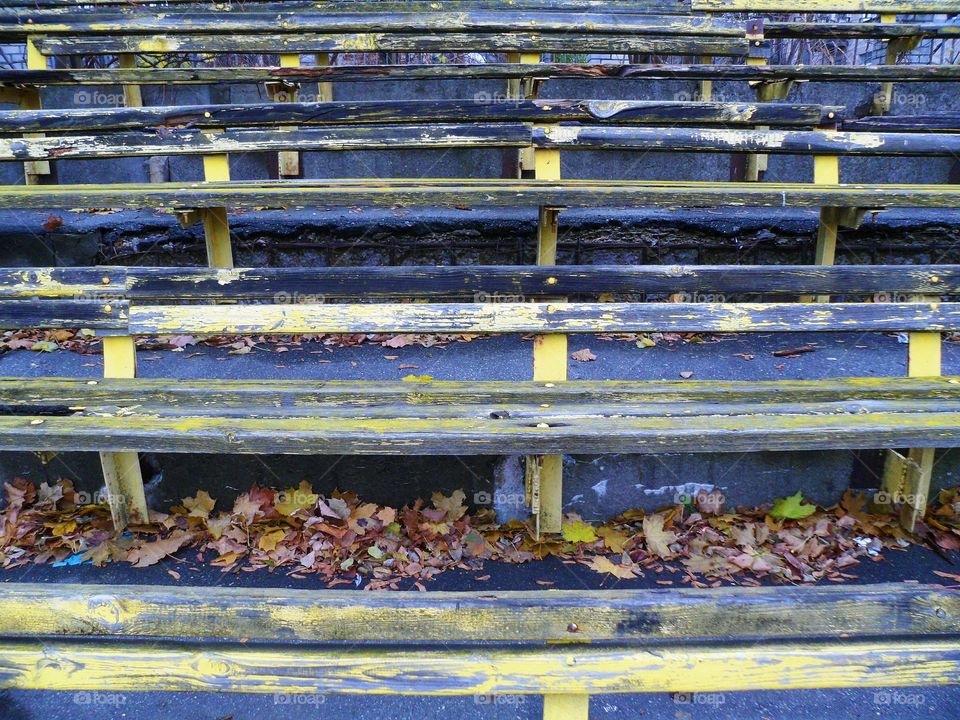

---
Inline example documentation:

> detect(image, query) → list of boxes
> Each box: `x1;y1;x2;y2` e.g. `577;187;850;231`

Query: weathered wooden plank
0;377;960;418
693;0;960;11
114;264;960;299
31;33;753;57
0;100;839;134
0;583;955;643
0;124;533;161
3;408;960;455
0;299;125;330
765;21;960;40
844;115;960;133
7;126;958;162
127;301;960;336
532;126;960;156
0;0;692;12
3;64;959;86
0;12;742;38
2;638;955;694
3;376;960;413
0;179;956;211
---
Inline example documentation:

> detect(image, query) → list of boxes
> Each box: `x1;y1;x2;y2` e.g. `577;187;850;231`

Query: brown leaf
126;531;194;568
570;348;597;362
643;514;678;558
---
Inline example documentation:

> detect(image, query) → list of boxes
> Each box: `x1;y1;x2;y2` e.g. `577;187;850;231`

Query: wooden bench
0;582;957;706
1;262;959;532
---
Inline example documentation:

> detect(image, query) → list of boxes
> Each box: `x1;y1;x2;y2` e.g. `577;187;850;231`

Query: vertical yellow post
745;21;769;182
543;694;589;720
883;307;941;532
874;14;899;116
518;53;541;177
810;130;840;303
530;132;565;535
119;54;143;108
273;53;302;178
99;335;149;529
23;38;50;184
201;140;233;268
315;52;333;102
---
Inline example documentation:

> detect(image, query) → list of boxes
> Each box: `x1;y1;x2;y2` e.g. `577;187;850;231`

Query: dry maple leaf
587;556;640;579
431;489;467;522
571;348;597;362
126;530;195;568
182;490;215;519
643;514;678;558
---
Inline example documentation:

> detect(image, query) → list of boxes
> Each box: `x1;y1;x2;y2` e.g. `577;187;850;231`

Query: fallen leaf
770;491;817;520
588;556;639;579
562;520;598;544
643;514;678;558
571;348;597;362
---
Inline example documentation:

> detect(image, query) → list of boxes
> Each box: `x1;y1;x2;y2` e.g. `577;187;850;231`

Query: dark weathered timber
126;301;960;336
0;124;533;161
531;126;960;156
3;64;959;86
0;12;742;38
0;0;693;12
765;21;960;39
3;265;957;299
0;100;840;134
0;583;956;643
844;115;960;133
2;407;960;455
0;300;125;331
693;0;960;11
31;33;753;57
3;377;960;413
0;179;956;211
9;126;959;162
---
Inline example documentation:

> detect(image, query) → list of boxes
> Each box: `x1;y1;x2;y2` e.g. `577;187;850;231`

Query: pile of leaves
1;479;958;590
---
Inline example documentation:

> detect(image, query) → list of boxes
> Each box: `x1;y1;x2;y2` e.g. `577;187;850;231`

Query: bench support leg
119;54;143;109
99;335;149;530
871;15;920;116
270;53;303;178
883;322;941;532
530;142;564;534
201;148;234;268
23;38;50;185
543;694;589;720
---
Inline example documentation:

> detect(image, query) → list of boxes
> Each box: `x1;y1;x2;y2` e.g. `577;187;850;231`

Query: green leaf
770;491;817;520
30;341;58;352
367;546;385;559
561;520;598;544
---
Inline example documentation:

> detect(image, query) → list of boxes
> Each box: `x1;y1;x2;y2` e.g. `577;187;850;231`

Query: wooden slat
0;0;693;12
0;12;743;38
0;179;957;211
3;64;959;86
126;301;960;336
844;115;960;133
0;100;840;134
3;406;960;455
693;0;960;11
7;126;960;161
0;299;125;330
0;583;954;643
30;33;753;57
765;21;960;40
3;376;960;412
1;638;956;694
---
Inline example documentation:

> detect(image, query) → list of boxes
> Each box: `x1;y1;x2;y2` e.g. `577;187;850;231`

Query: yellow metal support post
99;335;149;530
119;54;143;108
529;132;565;537
810;124;840;303
201;140;234;268
269;53;303;178
871;14;919;116
23;38;50;184
883;304;941;532
315;52;334;103
543;695;589;720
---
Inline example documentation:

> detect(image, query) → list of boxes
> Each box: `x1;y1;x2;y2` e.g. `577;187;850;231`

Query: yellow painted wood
23;38;49;184
119;55;143;108
275;53;302;177
200;131;234;268
532;135;565;535
102;335;136;379
1;639;959;694
506;51;522;101
544;695;589;720
201;207;234;269
694;1;950;10
316;52;334;102
99;335;148;529
882;304;942;530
